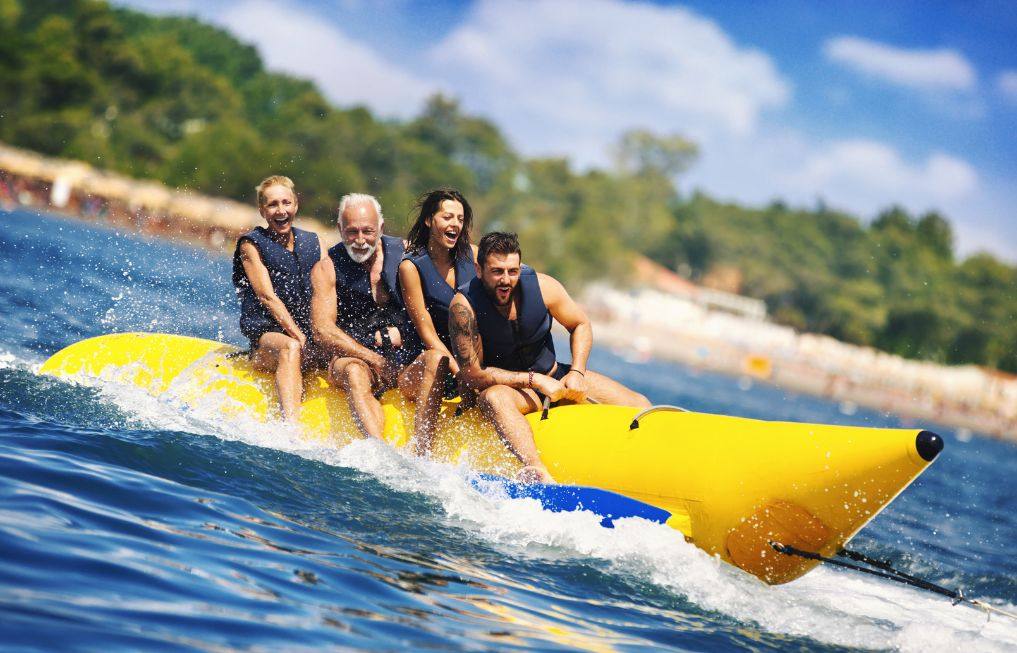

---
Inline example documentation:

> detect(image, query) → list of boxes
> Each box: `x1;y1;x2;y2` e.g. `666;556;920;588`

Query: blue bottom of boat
473;474;671;527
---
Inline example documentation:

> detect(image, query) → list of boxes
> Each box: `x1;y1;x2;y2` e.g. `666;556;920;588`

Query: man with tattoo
449;232;649;483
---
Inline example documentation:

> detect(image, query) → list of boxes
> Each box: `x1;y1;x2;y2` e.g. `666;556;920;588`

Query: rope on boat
771;542;1017;622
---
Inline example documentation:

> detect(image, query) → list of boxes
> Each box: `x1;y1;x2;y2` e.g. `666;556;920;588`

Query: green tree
613;129;698;179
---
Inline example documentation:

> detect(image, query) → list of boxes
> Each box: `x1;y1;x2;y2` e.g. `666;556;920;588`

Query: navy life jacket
232;226;320;341
406;248;477;349
328;235;420;354
460;265;556;374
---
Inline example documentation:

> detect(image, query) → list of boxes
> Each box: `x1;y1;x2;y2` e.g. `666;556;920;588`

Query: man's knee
334;358;371;387
478;384;513;410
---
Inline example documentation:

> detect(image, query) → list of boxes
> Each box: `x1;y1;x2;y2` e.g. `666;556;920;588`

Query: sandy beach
585;284;1017;441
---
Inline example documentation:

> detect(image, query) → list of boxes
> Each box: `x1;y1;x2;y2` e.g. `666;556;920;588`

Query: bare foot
516;465;554;484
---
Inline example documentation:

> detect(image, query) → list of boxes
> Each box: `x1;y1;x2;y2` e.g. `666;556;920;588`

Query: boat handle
539;394;602;421
629;405;688;430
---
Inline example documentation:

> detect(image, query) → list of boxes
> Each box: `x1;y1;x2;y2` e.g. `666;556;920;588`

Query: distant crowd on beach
0;163;263;251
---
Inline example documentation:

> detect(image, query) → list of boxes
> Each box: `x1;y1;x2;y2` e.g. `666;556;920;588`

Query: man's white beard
344;241;377;263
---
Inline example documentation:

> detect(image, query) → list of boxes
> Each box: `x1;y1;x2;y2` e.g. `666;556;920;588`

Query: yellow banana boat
40;332;943;585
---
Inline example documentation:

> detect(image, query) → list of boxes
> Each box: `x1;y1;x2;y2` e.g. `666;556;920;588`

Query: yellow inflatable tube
40;333;943;584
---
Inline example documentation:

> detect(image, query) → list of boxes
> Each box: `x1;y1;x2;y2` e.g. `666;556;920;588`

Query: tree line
1;0;1014;371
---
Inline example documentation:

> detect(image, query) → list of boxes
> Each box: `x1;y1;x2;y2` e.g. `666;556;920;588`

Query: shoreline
584;288;1016;442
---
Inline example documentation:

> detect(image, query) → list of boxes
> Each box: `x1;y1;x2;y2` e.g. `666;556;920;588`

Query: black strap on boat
770;542;1017;621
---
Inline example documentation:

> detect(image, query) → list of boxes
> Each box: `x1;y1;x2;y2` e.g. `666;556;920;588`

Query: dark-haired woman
398;188;478;455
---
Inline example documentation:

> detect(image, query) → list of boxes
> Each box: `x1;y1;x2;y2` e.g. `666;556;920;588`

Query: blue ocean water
0;208;1015;652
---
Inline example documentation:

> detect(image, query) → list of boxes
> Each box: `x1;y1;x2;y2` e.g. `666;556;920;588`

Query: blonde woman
231;176;324;421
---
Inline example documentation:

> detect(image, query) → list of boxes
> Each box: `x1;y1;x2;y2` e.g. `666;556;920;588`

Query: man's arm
538;273;592;372
239;241;305;346
310;256;386;369
449;294;561;398
538;273;591;402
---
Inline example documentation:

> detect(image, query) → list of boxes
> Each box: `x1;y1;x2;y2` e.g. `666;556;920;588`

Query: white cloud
113;0;210;14
427;0;790;164
997;70;1017;104
685;132;1006;257
782;140;977;207
823;36;976;91
688;132;980;211
216;0;438;117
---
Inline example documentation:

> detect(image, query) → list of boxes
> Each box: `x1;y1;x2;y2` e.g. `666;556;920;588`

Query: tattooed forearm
449;303;481;370
449;302;531;390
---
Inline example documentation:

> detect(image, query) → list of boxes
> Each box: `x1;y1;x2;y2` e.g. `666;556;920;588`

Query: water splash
37;366;1017;652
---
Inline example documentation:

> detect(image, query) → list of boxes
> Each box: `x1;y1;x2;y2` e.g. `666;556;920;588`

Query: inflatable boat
40;332;943;585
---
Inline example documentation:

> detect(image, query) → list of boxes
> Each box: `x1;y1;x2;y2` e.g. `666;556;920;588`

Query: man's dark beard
484;283;515;307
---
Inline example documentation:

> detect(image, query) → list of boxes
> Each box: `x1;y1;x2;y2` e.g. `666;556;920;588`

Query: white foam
0;350;23;371
0;348;41;372
46;371;1017;651
310;436;1017;650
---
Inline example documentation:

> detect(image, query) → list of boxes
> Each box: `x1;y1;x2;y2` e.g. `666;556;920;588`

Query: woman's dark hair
406;187;474;260
477;232;521;267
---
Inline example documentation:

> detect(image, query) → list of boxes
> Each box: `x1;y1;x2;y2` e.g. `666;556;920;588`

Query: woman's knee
279;337;302;362
403;351;448;392
421;349;448;369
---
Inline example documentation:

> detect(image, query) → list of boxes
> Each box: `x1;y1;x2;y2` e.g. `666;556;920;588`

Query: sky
114;0;1017;261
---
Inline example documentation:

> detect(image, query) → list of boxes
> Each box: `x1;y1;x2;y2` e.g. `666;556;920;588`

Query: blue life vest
460;265;556;374
405;248;477;349
232;226;320;342
328;235;420;355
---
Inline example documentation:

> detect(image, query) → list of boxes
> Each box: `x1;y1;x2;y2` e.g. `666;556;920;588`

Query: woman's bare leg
251;332;303;421
398;350;449;456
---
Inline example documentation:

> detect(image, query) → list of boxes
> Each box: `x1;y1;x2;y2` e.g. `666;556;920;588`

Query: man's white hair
337;193;383;226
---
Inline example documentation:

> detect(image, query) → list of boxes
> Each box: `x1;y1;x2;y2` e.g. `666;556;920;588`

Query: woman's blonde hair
255;175;295;206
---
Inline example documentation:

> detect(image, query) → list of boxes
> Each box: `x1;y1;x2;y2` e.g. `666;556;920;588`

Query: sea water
0;209;1014;652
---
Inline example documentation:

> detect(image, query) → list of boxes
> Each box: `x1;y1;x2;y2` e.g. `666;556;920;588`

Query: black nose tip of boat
916;430;944;462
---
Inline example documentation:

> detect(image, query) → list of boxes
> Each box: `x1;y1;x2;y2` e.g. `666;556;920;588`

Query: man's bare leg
251;332;303;421
330;357;384;439
398;349;449;457
477;384;553;483
583;370;650;407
